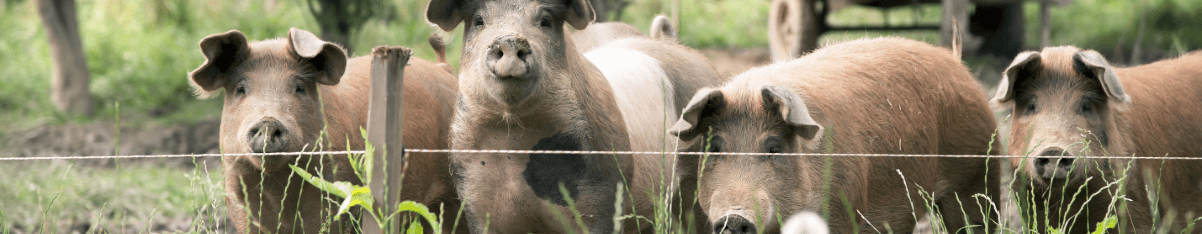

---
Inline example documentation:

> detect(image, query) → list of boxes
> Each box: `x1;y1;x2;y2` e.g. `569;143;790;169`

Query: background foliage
2;0;1200;129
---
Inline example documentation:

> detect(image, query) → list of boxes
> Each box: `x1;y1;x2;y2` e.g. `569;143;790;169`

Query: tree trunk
37;0;94;116
312;0;355;52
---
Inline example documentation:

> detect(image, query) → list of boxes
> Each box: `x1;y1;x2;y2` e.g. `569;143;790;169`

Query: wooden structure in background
767;0;1069;61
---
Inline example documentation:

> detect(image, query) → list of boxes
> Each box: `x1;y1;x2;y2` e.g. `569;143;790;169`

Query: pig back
331;55;456;211
334;56;457;150
604;38;726;112
1115;52;1202;158
735;37;997;232
745;37;996;156
400;57;459;207
1113;51;1202;222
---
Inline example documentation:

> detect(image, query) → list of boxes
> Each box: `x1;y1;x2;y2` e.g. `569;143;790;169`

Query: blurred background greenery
1;0;1200;130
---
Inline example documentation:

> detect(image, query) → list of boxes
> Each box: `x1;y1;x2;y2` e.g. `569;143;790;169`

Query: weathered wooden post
364;46;411;234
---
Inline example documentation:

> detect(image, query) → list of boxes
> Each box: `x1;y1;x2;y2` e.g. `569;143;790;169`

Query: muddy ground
2;119;223;169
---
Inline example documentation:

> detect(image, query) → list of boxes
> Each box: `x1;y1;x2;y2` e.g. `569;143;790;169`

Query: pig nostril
714;215;757;234
1034;158;1050;166
271;128;285;138
492;48;504;60
247;119;287;153
517;48;531;60
1058;158;1074;166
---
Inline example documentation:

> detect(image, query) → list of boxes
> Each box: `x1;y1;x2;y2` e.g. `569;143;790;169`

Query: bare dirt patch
2;119;222;168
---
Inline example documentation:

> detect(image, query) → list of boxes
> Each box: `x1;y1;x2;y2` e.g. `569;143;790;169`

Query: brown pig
571;21;644;52
571;15;677;52
990;47;1202;233
425;0;723;232
188;28;461;234
670;37;1001;234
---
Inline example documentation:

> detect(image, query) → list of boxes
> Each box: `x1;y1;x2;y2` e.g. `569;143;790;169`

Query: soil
2;119;223;168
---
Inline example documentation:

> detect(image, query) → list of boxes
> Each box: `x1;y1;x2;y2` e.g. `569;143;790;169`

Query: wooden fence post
364;46;411;234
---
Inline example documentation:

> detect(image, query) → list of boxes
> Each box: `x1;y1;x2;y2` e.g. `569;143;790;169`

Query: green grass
0;160;226;233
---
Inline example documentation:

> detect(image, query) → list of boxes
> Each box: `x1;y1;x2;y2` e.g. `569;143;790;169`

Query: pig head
190;28;363;234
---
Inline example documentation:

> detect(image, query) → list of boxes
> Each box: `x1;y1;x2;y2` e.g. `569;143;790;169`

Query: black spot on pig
523;132;584;206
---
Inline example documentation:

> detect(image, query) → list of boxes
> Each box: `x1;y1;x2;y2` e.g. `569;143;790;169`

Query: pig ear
670;88;724;141
288;28;348;86
1073;50;1131;106
563;0;595;30
762;86;823;140
189;30;249;98
990;51;1042;111
426;0;466;31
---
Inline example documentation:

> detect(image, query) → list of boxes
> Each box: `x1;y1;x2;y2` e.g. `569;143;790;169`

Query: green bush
0;0;456;128
1028;0;1202;59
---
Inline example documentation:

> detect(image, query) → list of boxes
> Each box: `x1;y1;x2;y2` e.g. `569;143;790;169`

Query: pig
670;37;1001;234
188;28;462;234
425;0;723;232
571;21;644;52
990;47;1202;233
571;15;677;52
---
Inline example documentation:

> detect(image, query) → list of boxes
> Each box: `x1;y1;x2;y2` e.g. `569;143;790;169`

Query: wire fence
3;148;1201;161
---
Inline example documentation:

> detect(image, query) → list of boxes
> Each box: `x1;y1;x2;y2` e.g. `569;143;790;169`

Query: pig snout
714;214;758;234
486;35;532;79
1033;147;1074;179
247;117;290;153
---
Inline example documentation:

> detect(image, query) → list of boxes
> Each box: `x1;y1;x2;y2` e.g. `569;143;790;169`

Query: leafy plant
288;129;441;234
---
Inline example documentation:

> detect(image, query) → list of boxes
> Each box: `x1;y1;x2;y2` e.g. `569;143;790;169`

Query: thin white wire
0;151;365;161
2;149;1201;161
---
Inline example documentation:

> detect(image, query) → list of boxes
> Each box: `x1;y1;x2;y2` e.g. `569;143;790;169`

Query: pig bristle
189;81;216;99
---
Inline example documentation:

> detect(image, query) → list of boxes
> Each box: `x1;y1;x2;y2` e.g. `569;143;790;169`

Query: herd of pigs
182;0;1202;233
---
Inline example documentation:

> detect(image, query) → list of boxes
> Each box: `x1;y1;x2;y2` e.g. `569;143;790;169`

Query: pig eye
1078;100;1095;113
768;146;782;153
473;16;485;27
539;16;552;28
234;85;246;96
1024;102;1037;113
294;83;306;95
764;136;783;154
704;136;723;153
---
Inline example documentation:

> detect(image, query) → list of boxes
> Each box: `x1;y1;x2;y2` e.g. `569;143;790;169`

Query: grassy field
0;160;228;233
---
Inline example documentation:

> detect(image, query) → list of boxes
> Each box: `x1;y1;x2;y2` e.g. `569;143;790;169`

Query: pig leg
935;158;1000;234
